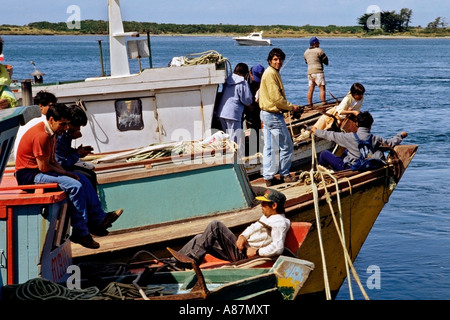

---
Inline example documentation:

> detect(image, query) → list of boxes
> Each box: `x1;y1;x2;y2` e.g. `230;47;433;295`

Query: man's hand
246;247;259;258
236;235;247;251
0;98;10;109
77;145;94;158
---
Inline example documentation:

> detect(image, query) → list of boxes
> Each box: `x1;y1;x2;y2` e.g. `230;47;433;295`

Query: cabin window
115;99;144;131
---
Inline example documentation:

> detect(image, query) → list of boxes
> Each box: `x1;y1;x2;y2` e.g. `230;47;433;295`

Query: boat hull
234;39;271;46
70;144;417;299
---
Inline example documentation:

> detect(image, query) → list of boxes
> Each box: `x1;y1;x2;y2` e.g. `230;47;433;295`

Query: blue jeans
34;171;106;237
219;118;244;155
319;150;349;171
260;111;293;180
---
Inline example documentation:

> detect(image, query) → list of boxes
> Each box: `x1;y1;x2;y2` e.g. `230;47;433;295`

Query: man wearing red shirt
15;103;122;249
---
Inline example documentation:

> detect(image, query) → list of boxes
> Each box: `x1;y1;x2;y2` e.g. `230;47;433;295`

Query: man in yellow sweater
259;48;301;187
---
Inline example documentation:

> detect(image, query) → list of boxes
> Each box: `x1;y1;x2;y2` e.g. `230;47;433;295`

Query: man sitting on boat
177;188;290;266
311;111;408;171
14;103;123;249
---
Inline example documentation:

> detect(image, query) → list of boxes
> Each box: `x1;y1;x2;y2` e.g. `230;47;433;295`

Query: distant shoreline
1;24;448;38
2;32;450;39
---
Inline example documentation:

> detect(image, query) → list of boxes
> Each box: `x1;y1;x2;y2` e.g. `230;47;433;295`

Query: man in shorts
304;36;328;106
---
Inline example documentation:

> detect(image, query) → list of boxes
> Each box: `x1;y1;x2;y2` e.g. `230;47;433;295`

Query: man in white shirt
177;189;291;265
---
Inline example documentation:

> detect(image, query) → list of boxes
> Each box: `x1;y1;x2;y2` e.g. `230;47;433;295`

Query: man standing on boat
15;103;123;249
177;188;290;266
259;48;301;187
216;63;253;154
304;36;328;106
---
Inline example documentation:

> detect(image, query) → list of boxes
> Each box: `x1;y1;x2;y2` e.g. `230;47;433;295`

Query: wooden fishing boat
2;253;314;301
0;126;418;300
68;139;416;299
0;1;419;301
9;0;227;160
7;0;343;177
1;218;314;300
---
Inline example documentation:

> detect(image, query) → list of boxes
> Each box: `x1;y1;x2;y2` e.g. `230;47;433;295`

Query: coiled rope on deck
13;278;99;300
182;50;231;69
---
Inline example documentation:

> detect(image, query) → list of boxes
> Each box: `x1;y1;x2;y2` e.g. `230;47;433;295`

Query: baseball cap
251;64;265;83
309;36;320;46
256;188;286;211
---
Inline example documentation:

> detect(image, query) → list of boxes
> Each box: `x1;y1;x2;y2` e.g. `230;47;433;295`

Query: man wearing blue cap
304;36;328;106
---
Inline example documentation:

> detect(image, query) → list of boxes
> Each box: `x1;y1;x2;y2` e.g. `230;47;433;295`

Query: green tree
358;8;413;33
427;17;448;30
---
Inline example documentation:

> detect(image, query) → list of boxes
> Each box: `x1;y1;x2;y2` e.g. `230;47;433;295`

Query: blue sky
1;0;448;27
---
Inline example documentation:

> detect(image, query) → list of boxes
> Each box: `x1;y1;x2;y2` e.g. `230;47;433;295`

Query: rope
309;135;331;299
95;138;237;164
182;50;232;74
13;278;99;300
315;164;354;299
310;134;369;300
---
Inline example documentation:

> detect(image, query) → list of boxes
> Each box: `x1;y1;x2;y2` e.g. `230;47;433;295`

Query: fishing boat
0;118;417;300
0;0;419;300
233;31;272;46
8;0;338;177
71;141;417;299
10;0;228;160
3;253;314;301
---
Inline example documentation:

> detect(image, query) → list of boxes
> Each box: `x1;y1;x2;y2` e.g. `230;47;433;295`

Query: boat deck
70;174;327;259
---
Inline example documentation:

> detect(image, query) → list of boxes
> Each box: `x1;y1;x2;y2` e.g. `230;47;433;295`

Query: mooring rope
309;134;332;300
310;134;369;300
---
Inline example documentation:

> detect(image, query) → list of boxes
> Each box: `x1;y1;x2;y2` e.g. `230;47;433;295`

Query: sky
1;0;448;27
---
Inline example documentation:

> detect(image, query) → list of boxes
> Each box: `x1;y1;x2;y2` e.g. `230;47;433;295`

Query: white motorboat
233;31;272;46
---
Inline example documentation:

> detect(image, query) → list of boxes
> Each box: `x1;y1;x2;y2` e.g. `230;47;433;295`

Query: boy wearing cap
178;189;291;265
304;36;328;106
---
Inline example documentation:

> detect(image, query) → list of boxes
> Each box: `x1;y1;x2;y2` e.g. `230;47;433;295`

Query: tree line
0;8;447;36
357;8;447;33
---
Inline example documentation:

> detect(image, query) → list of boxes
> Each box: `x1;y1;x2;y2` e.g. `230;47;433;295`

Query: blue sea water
2;35;450;300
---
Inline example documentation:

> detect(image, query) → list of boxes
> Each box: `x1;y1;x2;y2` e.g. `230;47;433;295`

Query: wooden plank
71;206;263;258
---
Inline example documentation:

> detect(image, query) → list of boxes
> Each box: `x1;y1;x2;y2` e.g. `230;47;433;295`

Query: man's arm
311;127;354;150
263;72;300;112
36;156;79;180
375;132;407;149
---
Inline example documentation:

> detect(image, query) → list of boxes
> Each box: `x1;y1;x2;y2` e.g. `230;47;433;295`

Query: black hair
357;111;374;128
350;83;365;96
267;48;286;63
34;90;57;106
0;36;3;55
233;63;249;77
46;103;71;121
69;104;88;127
276;202;285;214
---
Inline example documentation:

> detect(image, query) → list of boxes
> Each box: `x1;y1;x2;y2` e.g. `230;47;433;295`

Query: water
2;35;450;300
